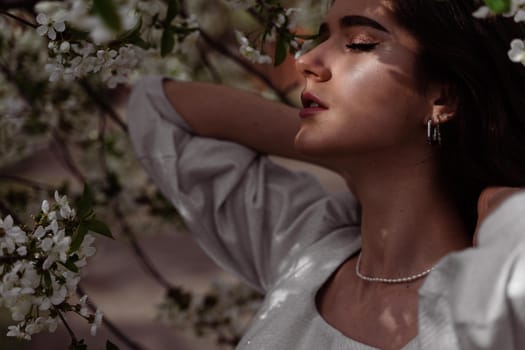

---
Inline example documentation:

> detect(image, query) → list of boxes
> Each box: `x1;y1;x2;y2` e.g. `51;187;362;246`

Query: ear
425;83;458;125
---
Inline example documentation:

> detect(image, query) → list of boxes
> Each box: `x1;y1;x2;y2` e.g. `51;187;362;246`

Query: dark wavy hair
390;0;525;233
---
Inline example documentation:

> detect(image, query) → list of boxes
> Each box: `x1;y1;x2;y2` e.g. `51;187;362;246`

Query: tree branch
51;132;85;184
0;174;54;191
0;200;22;223
0;254;26;264
198;29;295;106
113;203;176;290
55;308;79;345
79;79;128;133
0;10;36;28
76;284;146;350
198;45;222;84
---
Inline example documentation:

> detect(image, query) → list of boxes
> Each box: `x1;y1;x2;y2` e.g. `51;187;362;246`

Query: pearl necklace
355;252;436;283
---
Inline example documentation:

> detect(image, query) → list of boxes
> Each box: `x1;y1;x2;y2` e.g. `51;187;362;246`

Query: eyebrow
318;15;390;36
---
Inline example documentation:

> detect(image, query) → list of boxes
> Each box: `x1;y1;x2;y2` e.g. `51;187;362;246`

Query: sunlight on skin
402;310;415;325
379;306;399;333
378;305;416;346
380;228;389;240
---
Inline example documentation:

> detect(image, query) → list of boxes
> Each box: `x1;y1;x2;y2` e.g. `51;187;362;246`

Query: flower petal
47;28;56;40
472;6;491;18
36;13;48;25
36;25;48;37
54;21;66;32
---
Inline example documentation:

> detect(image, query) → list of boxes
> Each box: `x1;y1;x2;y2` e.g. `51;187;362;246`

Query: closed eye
345;43;379;51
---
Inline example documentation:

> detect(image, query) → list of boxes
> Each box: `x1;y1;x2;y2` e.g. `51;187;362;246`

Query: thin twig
198;29;294;106
76;285;146;350
176;6;294;105
198;46;222;84
0;200;22;223
0;61;33;103
55;308;79;345
93;110;175;290
0;10;36;28
113;203;176;290
0;254;25;264
51;132;86;184
79;79;128;133
0;174;54;191
97;114;110;175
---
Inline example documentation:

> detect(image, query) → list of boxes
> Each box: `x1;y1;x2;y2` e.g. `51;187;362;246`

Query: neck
339;148;471;278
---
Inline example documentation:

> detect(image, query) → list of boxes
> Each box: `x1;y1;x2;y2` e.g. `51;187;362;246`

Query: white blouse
127;76;525;350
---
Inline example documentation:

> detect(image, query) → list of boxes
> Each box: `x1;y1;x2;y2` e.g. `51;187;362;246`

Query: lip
300;91;329;119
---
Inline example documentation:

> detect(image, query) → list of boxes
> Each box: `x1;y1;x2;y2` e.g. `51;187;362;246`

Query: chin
294;132;340;158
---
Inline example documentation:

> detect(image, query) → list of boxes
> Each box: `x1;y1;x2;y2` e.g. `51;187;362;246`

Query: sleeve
419;192;525;349
126;76;359;293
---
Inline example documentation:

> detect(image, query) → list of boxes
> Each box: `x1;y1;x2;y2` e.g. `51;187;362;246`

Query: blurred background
0;0;343;349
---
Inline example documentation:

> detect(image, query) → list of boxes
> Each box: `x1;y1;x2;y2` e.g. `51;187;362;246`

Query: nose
295;45;332;82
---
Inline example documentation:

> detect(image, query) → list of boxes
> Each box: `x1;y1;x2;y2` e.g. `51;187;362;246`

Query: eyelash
345;43;379;51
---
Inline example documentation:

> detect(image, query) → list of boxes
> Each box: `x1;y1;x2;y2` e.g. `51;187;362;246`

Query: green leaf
69;340;87;350
165;0;180;25
483;0;511;13
70;223;88;252
274;35;288;66
117;16;143;43
106;340;120;350
86;219;114;239
93;0;122;32
77;184;93;220
129;35;151;49
43;271;52;289
66;28;90;41
61;260;79;273
161;28;175;57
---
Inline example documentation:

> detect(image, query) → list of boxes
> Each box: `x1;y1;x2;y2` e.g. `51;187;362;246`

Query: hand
473;186;524;245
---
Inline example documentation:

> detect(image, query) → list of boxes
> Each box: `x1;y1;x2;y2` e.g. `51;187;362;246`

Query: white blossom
508;38;525;64
276;13;286;28
36;13;66;41
1;190;104;340
294;39;315;59
59;41;71;53
473;6;491;18
514;8;525;22
284;8;301;31
0;215;27;256
54;191;75;219
7;324;30;340
473;0;525;21
90;309;103;336
235;31;272;64
79;295;89;317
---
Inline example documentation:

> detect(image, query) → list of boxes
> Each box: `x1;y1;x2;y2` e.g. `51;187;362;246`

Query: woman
127;0;525;349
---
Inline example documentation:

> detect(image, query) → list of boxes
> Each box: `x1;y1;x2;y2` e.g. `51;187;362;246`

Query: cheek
295;62;429;156
337;63;423;134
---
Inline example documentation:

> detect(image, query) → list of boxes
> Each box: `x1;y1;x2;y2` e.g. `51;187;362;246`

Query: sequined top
127;75;525;350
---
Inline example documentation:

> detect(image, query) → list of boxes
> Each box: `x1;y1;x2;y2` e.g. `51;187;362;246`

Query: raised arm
127;76;358;291
162;79;327;166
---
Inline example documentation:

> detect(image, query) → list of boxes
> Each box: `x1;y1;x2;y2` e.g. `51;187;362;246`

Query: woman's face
295;0;435;159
